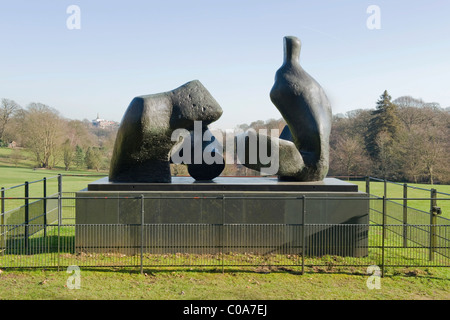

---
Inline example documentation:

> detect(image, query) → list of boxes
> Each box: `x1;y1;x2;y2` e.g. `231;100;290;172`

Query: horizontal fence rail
366;176;450;265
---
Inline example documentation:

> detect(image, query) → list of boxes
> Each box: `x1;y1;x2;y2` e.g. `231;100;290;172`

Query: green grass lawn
0;266;449;300
0;147;35;168
0;165;106;191
0;152;107;212
0;168;105;213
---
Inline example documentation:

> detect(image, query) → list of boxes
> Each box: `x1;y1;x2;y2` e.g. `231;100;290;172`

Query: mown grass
0;165;106;212
1;217;448;300
0;265;449;300
0;165;105;191
0;147;35;168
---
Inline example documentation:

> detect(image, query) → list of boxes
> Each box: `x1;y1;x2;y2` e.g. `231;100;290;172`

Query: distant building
92;114;119;130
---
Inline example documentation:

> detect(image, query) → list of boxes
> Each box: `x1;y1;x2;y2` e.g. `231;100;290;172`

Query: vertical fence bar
58;174;62;224
403;183;408;248
1;187;4;256
24;181;29;255
383;183;387;239
58;174;62;195
221;195;225;273
0;187;3;214
57;174;62;270
429;189;437;261
365;177;370;195
381;196;386;278
383;179;387;241
57;192;62;271
140;194;145;274
43;177;47;238
301;195;306;275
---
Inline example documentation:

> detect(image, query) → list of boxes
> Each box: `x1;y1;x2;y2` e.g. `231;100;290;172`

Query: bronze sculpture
109;36;332;183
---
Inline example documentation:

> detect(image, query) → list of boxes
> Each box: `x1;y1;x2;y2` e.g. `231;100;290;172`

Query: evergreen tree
85;147;102;171
62;139;75;171
75;145;85;168
365;90;400;159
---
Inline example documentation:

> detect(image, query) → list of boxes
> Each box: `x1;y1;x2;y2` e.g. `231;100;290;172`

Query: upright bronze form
239;36;332;181
270;35;332;181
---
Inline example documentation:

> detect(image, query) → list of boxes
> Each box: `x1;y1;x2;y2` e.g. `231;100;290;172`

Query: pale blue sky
0;0;449;129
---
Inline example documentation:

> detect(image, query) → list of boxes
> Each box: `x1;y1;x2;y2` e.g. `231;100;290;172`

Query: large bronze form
239;36;332;181
109;80;223;183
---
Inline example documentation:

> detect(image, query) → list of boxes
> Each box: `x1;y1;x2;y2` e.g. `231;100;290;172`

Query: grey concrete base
75;177;369;257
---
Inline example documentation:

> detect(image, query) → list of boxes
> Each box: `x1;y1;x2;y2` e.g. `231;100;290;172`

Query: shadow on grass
3;261;449;280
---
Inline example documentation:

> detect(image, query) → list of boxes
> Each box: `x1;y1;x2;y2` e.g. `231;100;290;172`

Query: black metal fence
0;176;60;243
366;177;450;262
0;175;449;276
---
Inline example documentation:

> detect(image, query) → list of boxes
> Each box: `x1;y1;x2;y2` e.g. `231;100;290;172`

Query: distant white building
92;114;118;129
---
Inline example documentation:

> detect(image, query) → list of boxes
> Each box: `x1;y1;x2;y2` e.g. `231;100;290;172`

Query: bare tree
21;103;64;168
10;149;23;167
60;120;98;170
85;147;102;172
419;126;446;185
374;131;402;180
332;136;360;178
330;135;371;178
62;139;75;171
397;128;423;183
399;107;449;184
0;99;21;142
65;120;96;148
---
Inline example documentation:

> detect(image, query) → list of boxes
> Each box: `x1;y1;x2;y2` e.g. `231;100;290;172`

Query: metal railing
366;176;450;261
1;176;60;244
0;175;449;276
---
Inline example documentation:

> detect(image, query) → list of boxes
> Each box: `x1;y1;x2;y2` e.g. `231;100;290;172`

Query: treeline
0;99;118;171
2;91;449;183
330;91;449;184
234;91;450;184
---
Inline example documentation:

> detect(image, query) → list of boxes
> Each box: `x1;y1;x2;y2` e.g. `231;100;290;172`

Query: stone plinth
75;177;369;257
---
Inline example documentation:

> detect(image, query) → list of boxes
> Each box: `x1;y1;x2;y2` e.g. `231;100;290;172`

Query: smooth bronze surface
109;80;223;183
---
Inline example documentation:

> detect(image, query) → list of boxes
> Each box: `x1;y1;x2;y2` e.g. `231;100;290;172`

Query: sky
0;0;449;130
